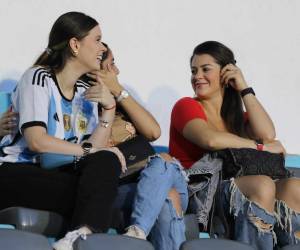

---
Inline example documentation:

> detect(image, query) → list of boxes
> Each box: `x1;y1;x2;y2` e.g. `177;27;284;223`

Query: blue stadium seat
285;154;300;177
281;244;300;250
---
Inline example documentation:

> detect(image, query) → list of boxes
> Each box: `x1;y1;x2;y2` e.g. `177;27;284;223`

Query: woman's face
76;25;107;71
101;49;120;75
190;54;222;99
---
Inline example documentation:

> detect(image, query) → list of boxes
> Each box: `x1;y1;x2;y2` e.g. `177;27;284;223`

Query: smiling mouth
194;82;208;87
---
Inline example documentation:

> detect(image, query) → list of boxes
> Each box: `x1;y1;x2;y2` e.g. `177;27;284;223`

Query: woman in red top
169;41;300;249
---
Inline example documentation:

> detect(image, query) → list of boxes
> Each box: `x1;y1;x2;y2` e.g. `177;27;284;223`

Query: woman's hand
93;146;127;173
0;110;18;137
264;140;286;155
220;64;248;92
87;68;122;98
84;75;116;109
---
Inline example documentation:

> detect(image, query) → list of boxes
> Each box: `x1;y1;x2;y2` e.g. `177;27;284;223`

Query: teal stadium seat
285;154;300;177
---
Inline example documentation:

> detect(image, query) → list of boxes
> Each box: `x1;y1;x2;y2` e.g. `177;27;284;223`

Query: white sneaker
123;225;146;240
52;228;88;250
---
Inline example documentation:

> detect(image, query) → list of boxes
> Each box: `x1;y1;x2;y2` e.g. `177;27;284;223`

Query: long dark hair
191;41;246;137
34;12;98;72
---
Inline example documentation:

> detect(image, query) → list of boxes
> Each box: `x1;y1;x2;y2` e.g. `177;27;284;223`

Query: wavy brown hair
191;41;246;137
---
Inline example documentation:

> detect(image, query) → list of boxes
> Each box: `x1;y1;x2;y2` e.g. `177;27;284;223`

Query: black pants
0;150;121;232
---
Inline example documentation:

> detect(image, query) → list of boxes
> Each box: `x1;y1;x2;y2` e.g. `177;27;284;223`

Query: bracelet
240;87;255;98
99;119;110;128
255;139;264;151
103;104;116;110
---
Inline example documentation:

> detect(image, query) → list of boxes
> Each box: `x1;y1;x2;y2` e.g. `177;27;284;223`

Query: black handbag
213;148;292;180
117;135;155;183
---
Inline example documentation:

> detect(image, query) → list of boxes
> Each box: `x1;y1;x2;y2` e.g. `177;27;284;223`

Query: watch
116;90;129;103
81;142;93;157
240;87;255;98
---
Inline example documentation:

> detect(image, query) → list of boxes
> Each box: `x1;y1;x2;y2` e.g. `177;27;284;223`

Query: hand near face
83;74;116;109
0;110;18;137
87;68;122;97
220;64;248;91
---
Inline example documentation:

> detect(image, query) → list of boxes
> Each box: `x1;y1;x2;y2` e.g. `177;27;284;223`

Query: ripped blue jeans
221;179;276;250
130;154;188;250
274;199;300;247
221;179;300;250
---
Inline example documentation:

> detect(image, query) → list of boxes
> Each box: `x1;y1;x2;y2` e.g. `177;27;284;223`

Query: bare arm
83;76;116;148
116;95;161;141
24;126;85;155
242;94;275;142
183;118;284;154
183;118;257;150
89;69;161;141
23;124;127;169
221;64;276;141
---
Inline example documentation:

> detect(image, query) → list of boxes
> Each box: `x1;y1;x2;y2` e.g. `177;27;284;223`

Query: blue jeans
221;180;276;250
274;199;300;247
130;154;188;250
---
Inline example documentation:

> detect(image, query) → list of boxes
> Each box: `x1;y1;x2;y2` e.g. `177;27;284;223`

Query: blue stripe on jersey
17;148;37;162
82;99;94;119
47;93;57;136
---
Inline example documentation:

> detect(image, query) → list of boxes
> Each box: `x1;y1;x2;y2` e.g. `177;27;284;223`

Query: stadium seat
180;238;255;250
281;244;300;250
0;207;66;238
0;228;52;250
74;233;155;250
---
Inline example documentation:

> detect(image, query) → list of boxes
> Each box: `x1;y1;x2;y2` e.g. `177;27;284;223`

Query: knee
236;175;276;211
276;178;300;202
249;176;276;202
168;188;182;216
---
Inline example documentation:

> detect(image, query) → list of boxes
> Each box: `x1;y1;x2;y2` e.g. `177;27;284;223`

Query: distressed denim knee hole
166;198;184;219
295;231;300;239
248;213;274;233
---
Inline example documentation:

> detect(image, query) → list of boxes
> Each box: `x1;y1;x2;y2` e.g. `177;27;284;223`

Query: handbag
117;135;155;182
213;148;292;180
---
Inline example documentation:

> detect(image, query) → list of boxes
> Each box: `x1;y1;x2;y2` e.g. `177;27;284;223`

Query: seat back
180;238;255;250
0;229;52;250
74;233;155;250
0;207;66;237
281;244;300;250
